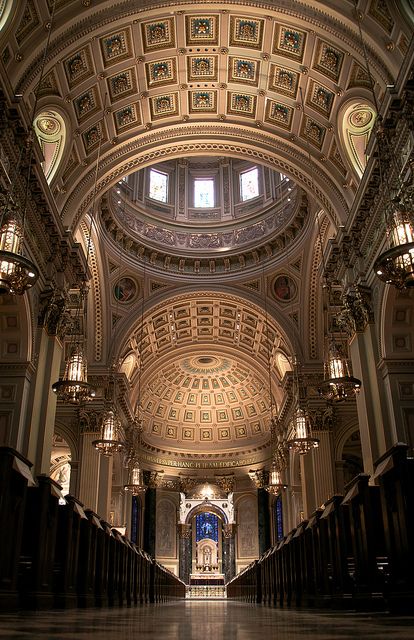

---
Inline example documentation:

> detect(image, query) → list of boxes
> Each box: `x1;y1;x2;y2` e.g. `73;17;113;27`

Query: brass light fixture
94;205;129;456
0;202;39;295
350;4;414;288
261;272;287;494
318;338;362;403
124;420;146;494
286;355;319;455
93;376;124;456
298;81;362;403
52;98;106;404
0;3;59;295
52;287;96;404
124;257;147;493
373;178;414;289
266;446;287;496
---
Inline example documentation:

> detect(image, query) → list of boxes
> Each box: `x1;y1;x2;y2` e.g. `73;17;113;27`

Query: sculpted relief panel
237;494;259;559
156;495;177;558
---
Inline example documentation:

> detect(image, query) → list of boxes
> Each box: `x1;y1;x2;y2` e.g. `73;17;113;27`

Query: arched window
34;110;66;183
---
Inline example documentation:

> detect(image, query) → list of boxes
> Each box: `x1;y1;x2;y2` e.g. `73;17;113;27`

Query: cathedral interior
1;0;414;636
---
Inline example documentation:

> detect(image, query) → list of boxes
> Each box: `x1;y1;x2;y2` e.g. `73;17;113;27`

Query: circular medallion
114;277;137;303
36;115;61;135
273;274;296;302
349;109;373;128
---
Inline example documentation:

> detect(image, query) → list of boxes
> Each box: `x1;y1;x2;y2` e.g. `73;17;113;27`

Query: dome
102;157;308;276
141;353;271;454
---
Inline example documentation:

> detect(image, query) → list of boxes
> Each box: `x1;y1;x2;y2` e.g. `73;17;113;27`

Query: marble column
0;363;33;452
143;477;156;557
257;488;271;555
26;290;68;475
299;452;316;518
177;523;191;584
26;328;62;474
379;358;414;448
96;454;113;522
311;429;336;506
342;288;389;477
222;523;236;583
349;326;388;476
78;432;102;512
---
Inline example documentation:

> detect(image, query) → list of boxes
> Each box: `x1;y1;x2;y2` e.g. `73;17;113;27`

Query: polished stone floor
0;601;413;639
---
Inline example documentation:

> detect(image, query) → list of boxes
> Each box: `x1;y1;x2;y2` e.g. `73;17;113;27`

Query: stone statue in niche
203;547;211;566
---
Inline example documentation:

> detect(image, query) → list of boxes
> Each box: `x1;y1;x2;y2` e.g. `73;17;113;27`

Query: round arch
63;125;349;233
185;501;228;526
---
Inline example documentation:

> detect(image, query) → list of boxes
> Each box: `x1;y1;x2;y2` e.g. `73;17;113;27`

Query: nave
0;601;413;640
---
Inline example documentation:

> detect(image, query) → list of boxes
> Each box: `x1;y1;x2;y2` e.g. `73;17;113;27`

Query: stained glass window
240;167;259;201
194;178;214;207
275;496;283;542
149;169;168;202
196;512;218;542
131;496;141;544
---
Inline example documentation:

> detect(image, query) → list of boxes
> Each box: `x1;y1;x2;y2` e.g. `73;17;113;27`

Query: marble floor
0;601;413;640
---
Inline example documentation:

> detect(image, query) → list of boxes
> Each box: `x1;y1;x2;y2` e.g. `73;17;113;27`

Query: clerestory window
149;168;168;202
240;166;259;202
194;178;214;208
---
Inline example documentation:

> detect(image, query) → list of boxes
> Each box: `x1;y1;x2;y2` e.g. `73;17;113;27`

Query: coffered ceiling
1;0;411;470
4;0;407;233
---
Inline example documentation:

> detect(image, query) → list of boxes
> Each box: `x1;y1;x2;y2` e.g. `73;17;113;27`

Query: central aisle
0;601;413;640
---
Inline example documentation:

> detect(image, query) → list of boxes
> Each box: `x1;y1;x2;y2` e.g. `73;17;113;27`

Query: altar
189;573;225;586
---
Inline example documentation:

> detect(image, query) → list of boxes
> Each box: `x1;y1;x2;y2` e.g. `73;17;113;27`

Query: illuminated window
149;169;168;202
240;167;259;201
194;178;214;208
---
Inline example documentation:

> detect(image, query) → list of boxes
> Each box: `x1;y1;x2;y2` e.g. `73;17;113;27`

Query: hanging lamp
52;286;96;403
124;419;146;494
349;4;414;288
318;338;361;402
298;82;362;402
260;271;288;494
52;93;107;404
124;258;147;492
374;191;414;289
92;376;124;456
0;3;59;295
286;353;319;455
265;444;287;496
93;211;129;456
0;203;39;295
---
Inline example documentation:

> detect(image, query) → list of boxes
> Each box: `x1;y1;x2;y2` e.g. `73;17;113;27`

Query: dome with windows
101;157;309;276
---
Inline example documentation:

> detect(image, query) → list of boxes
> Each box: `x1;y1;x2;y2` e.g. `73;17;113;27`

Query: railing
227;444;414;613
0;447;186;610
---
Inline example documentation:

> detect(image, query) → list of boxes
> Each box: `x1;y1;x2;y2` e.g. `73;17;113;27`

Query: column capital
340;284;374;336
223;523;237;538
37;287;69;337
177;523;192;539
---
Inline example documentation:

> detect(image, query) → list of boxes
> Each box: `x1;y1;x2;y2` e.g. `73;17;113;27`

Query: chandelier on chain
92;375;124;456
52;287;96;404
0;3;60;295
351;6;414;289
318;338;361;403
